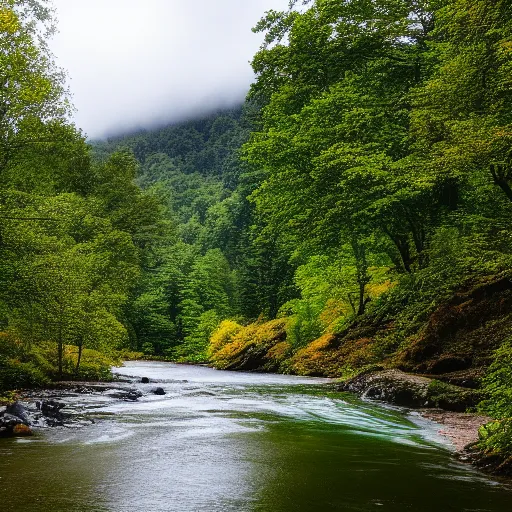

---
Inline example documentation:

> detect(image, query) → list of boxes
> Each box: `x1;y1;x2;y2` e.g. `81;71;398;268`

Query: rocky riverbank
0;378;172;437
340;369;482;411
338;369;497;470
0;398;70;437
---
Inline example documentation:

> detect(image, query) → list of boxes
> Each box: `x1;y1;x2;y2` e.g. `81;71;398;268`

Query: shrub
209;318;288;371
479;339;512;419
208;320;243;357
0;358;49;392
478;340;512;460
289;334;341;376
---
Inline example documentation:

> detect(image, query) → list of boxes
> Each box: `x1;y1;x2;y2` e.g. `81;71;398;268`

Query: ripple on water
1;361;510;512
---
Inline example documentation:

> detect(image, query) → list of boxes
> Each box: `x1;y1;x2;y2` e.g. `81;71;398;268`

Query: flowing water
0;361;510;511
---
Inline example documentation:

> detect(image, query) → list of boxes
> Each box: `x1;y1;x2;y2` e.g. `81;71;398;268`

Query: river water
0;361;510;511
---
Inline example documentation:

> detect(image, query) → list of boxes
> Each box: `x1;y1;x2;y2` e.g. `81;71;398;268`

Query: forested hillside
90;105;299;361
2;0;512;471
0;0;168;386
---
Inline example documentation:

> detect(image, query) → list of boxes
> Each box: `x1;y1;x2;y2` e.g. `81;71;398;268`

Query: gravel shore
419;409;490;452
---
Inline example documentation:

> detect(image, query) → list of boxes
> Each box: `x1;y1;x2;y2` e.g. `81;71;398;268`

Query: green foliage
480;340;512;420
0;2;168;386
0;357;49;392
0;331;118;390
173;309;221;363
479;340;512;462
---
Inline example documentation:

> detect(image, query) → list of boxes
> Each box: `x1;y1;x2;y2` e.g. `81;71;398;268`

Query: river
0;361;510;511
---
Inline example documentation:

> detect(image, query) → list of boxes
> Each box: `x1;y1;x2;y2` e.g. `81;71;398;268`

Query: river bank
0;363;498;478
1;361;511;512
338;368;509;474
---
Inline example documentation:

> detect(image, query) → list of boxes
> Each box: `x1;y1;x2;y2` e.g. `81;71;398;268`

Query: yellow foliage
367;279;397;298
500;40;512;53
0;7;20;35
208;320;243;356
209;318;289;371
290;334;341;376
266;341;291;363
319;299;348;330
290;333;381;377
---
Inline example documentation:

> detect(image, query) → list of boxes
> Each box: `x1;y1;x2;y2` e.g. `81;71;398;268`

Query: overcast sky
50;0;290;139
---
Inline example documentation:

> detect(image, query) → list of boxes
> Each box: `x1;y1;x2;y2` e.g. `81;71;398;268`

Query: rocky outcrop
0;402;32;437
340;369;481;412
37;399;67;426
0;397;75;435
397;275;512;373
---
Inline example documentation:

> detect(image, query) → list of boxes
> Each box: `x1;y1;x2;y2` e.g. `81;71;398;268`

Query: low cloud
50;0;289;139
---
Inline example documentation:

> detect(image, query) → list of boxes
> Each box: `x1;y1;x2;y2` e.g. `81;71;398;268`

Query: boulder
0;403;29;437
340;369;480;411
6;401;30;425
38;399;67;426
341;370;431;407
152;387;165;396
141;377;150;384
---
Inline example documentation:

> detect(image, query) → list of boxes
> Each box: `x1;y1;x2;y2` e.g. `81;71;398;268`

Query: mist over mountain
50;0;289;139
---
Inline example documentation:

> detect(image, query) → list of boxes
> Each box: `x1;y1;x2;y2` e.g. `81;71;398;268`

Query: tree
0;0;71;173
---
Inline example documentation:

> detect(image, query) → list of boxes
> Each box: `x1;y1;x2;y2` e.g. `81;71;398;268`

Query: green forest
2;0;512;468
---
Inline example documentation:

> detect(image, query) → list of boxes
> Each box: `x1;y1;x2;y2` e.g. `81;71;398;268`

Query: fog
50;0;290;139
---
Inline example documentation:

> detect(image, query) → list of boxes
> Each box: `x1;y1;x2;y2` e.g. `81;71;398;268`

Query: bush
209;318;288;371
479;419;512;458
0;358;49;392
62;347;118;381
0;331;119;390
478;340;512;460
208;320;243;357
479;339;512;419
0;333;50;391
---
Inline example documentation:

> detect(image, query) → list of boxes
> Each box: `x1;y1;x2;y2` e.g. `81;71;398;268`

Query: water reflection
0;439;109;512
0;362;510;512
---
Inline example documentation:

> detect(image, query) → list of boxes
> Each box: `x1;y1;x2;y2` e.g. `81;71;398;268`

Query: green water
0;362;510;511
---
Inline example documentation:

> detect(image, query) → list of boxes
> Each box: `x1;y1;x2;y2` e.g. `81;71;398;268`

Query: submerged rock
40;399;67;426
12;424;33;436
108;389;143;401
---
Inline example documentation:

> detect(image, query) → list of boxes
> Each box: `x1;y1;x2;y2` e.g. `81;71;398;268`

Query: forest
1;0;512;468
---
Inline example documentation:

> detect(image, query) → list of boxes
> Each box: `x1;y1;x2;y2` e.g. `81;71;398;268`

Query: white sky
50;0;290;139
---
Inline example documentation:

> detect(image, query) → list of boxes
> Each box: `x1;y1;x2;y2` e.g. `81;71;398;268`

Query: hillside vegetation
2;0;512;471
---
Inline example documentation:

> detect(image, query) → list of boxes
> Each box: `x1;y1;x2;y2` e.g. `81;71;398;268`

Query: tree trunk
383;228;412;273
490;164;512;202
357;280;366;316
75;340;83;377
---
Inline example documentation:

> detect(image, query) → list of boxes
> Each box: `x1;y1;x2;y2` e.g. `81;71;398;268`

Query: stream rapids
0;361;510;511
